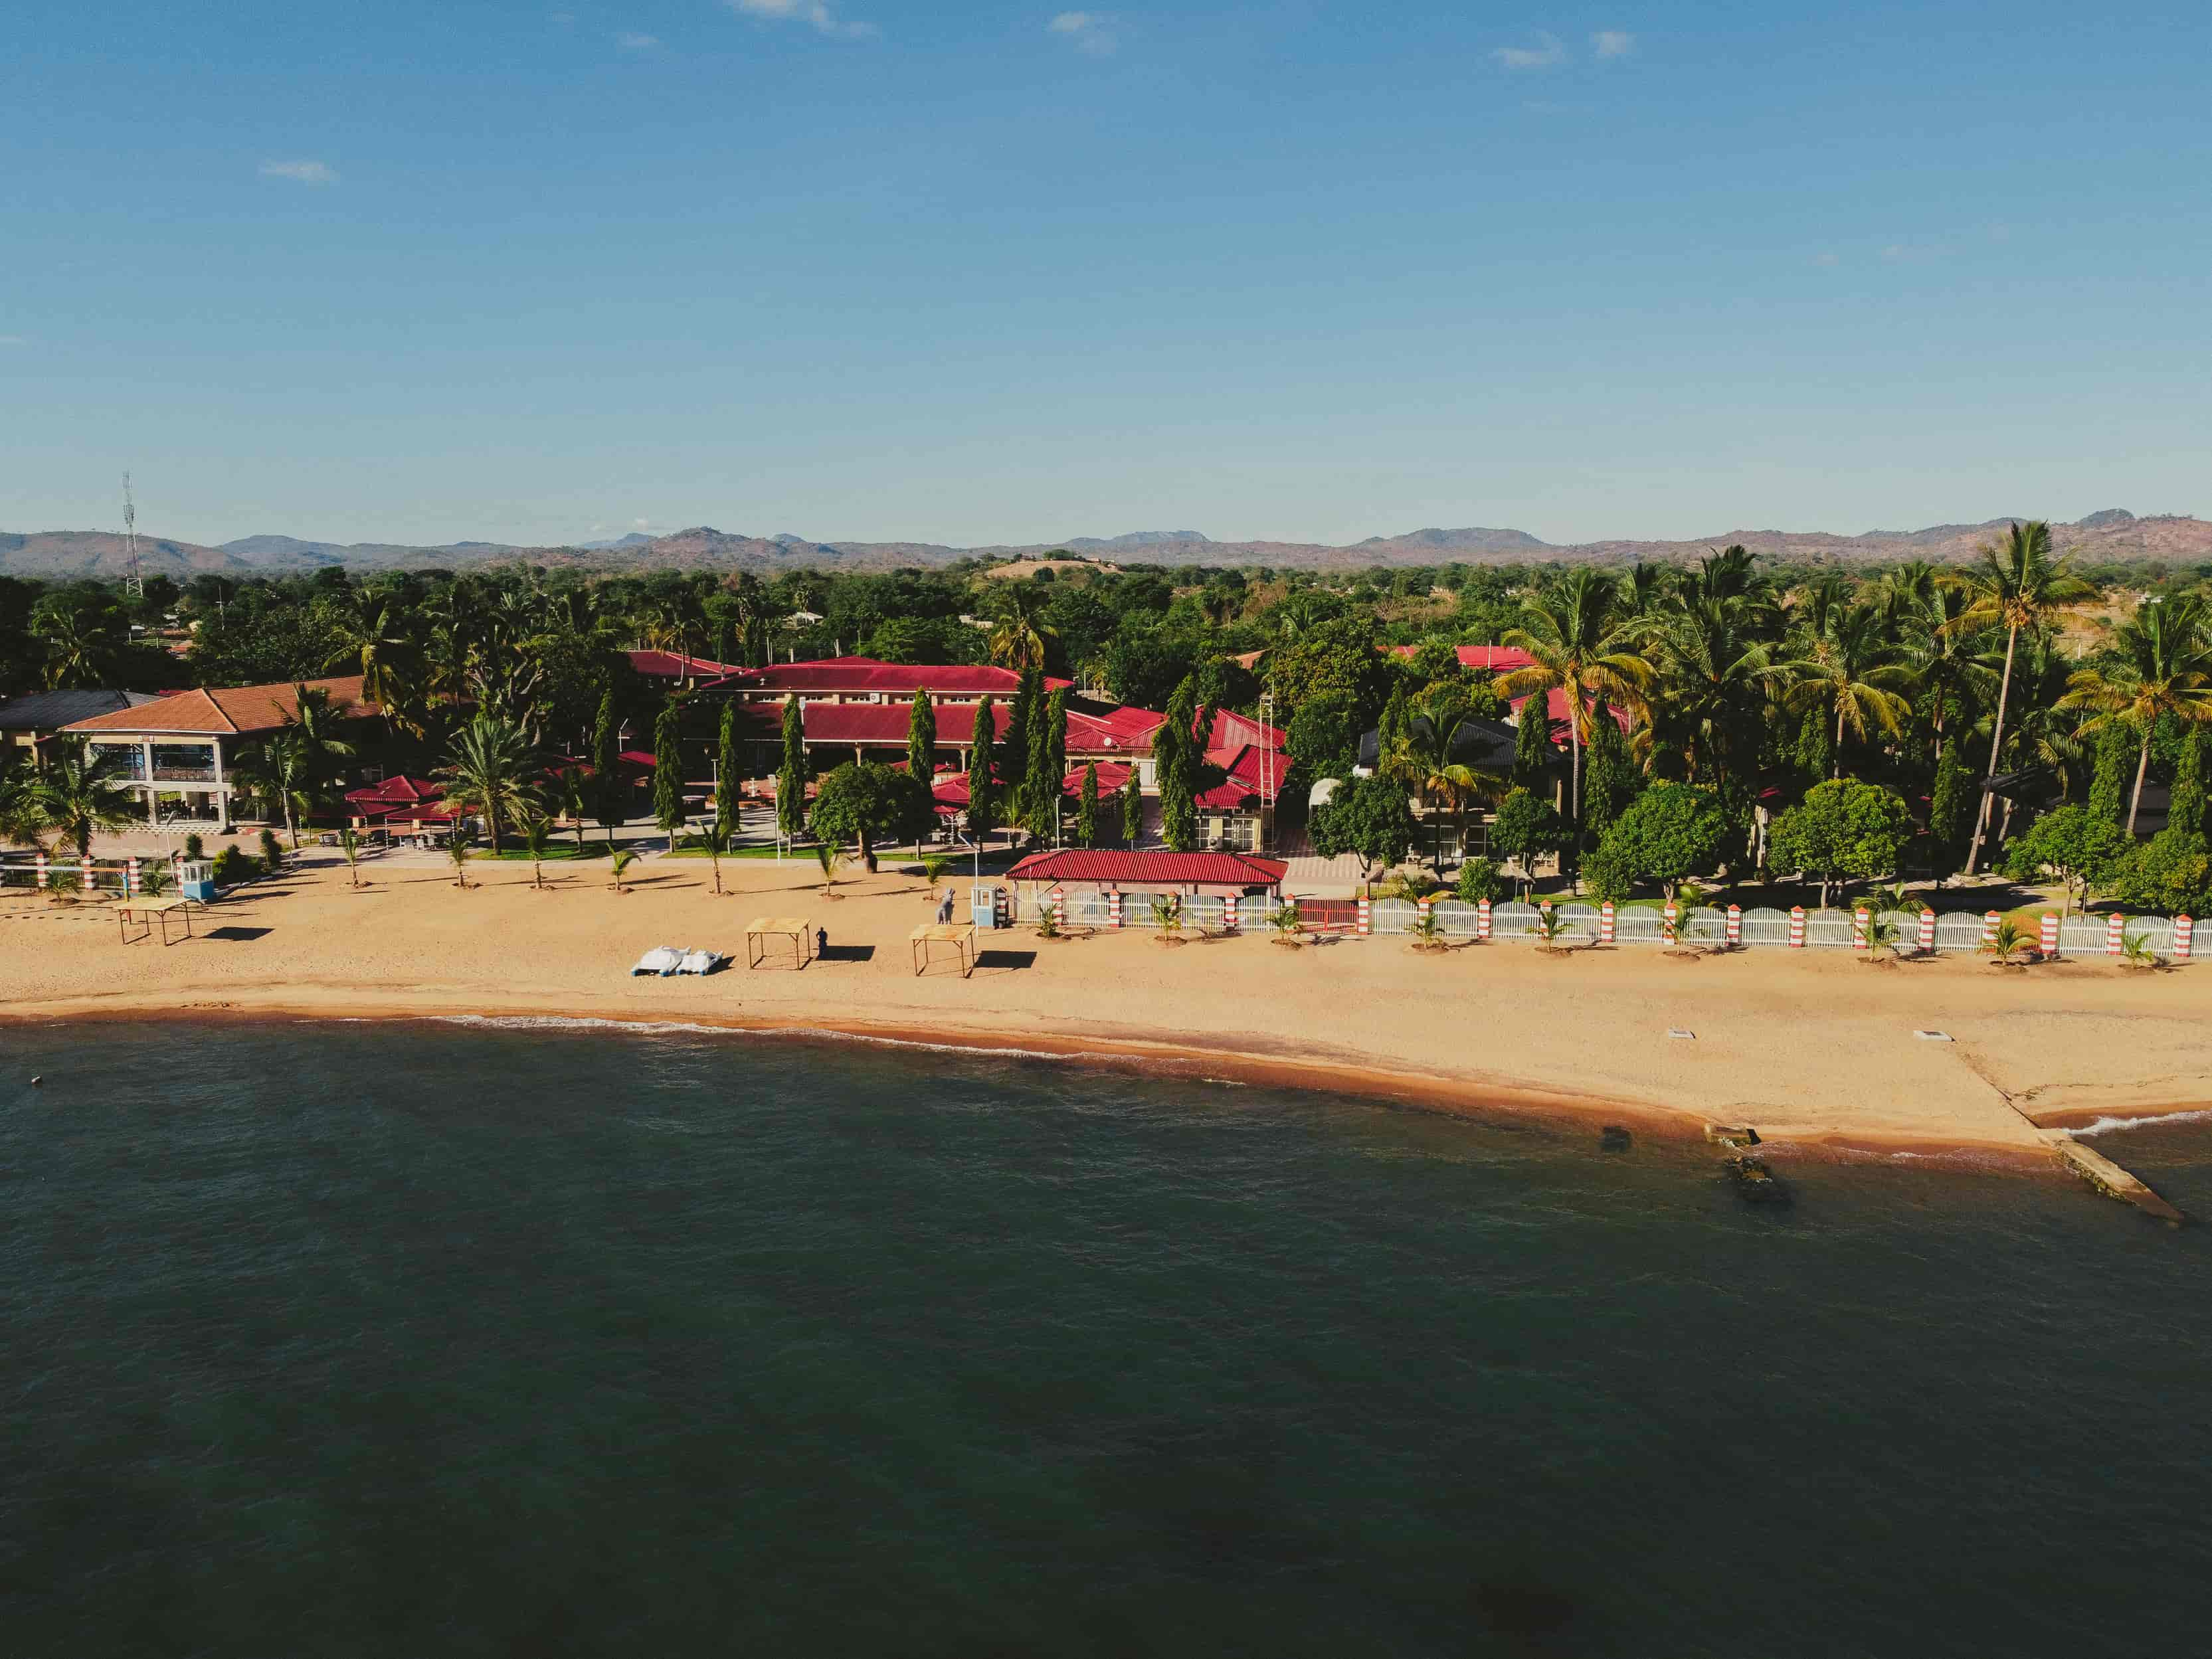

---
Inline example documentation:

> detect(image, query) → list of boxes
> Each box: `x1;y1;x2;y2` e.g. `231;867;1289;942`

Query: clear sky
4;2;2209;550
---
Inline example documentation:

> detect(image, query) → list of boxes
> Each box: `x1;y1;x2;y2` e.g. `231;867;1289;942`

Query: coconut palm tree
228;733;318;847
2058;596;2212;835
609;846;639;893
1948;521;2094;872
554;765;593;849
337;827;363;889
812;841;844;895
696;821;730;895
986;584;1058;672
29;594;126;689
1498;568;1653;821
435;715;540;854
279;683;357;786
448;838;472;889
1900;580;1994;765
23;749;138;855
0;761;48;850
1388;699;1505;872
1782;604;1913;776
1639;594;1786;790
522;816;553;889
1270;897;1303;944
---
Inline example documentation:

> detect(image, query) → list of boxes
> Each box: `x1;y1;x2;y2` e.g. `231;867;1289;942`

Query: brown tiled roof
62;677;374;737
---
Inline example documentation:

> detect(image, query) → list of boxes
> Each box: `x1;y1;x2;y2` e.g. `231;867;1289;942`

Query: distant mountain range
4;511;2207;582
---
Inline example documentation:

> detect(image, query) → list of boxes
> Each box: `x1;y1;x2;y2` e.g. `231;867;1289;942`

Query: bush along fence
1005;890;2196;960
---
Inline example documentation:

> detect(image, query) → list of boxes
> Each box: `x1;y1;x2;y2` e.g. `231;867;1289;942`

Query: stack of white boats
628;946;728;976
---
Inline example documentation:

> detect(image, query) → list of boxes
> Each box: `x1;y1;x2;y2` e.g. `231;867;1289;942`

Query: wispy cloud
727;0;876;40
1813;251;1841;267
1049;11;1116;56
616;31;660;50
1592;30;1634;59
259;159;338;185
1492;32;1565;70
0;334;27;347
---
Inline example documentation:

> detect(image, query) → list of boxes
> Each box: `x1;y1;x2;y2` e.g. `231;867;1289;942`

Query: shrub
258;828;284;873
1588;781;1724;896
2108;828;2212;918
1453;857;1503;905
183;832;206;862
212;845;261;885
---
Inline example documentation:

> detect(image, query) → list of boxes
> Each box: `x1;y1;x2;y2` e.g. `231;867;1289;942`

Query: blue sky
4;2;2209;549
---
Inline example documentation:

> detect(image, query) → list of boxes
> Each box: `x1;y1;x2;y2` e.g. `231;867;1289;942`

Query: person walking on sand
937;891;955;926
816;926;828;961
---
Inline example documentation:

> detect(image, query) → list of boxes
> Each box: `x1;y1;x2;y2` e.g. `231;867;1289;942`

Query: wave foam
2067;1107;2212;1138
431;1012;1089;1064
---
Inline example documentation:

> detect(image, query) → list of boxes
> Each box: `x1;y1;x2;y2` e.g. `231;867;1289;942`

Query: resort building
701;657;1069;708
1004;848;1289;903
60;676;379;830
0;689;161;758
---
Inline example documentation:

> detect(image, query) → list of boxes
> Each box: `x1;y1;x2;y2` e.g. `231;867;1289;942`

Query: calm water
4;1021;2211;1657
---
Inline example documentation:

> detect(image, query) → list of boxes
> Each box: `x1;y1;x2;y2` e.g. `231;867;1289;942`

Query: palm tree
1949;521;2094;872
1782;604;1913;776
1388;699;1504;873
228;733;317;847
1498;568;1653;820
326;591;419;733
24;750;138;855
1900;580;1993;764
609;846;639;893
30;595;125;690
1639;595;1786;790
280;683;357;787
554;765;593;849
986;584;1058;672
2058;597;2212;835
0;762;48;850
697;821;730;895
435;715;539;854
337;827;363;889
1270;897;1302;945
1149;893;1182;939
522;816;553;889
920;853;951;897
448;838;472;889
812;841;844;895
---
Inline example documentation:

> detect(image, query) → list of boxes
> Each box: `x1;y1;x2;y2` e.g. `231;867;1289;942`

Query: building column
213;741;231;829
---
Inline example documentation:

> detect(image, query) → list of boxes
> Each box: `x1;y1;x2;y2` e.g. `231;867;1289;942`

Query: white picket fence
1002;887;2199;960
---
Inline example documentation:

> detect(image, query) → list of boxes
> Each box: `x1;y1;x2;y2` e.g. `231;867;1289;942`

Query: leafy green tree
1928;741;1974;880
437;715;540;853
1489;786;1564;896
2000;803;2128;918
1265;612;1392;728
2059;595;2212;835
777;693;808;841
593;684;627;842
810;760;927;874
716;701;740;838
1766;778;1914;909
2170;731;2207;842
1375;683;1413;772
965;696;999;843
1453;857;1503;904
1512;693;1552;789
905;688;937;787
1308;773;1416;880
1285;690;1362;782
1580;711;1639;852
1077;760;1099;847
1584;780;1725;897
2085;716;2134;828
2108;827;2212;917
1792;707;1831;790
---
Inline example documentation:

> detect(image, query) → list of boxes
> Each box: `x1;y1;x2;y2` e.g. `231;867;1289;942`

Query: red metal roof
1387;644;1536;674
1004;849;1288;888
781;699;1158;754
700;657;1069;698
343;775;444;807
1194;744;1285;810
626;650;743;679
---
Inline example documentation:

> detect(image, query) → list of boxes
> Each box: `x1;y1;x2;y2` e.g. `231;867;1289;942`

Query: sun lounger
676;949;726;975
630;946;684;976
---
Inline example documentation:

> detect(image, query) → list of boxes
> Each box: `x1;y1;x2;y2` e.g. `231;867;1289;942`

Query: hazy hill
4;510;2207;582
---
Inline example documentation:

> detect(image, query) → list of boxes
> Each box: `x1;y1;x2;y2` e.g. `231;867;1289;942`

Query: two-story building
59;677;377;831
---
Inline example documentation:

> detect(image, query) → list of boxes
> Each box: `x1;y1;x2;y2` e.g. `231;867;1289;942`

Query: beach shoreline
7;850;2211;1176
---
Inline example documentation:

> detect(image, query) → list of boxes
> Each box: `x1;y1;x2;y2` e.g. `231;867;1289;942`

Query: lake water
4;1019;2210;1656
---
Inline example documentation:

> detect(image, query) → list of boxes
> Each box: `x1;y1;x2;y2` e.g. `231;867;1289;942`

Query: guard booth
970;883;1004;930
179;860;217;902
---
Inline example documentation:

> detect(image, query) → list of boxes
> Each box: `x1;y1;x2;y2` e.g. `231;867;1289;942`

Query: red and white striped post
1788;905;1805;948
1599;900;1616;945
1540;899;1554;938
1356;893;1371;936
1414;895;1435;937
1476;897;1493;941
1222;893;1240;934
1726;904;1742;947
1107;889;1123;928
2173;915;2193;961
35;851;48;888
1051;891;1066;930
80;855;94;892
1663;901;1680;944
126;856;139;895
2106;913;2126;956
1982;911;2001;950
1853;907;1870;951
2039;911;2059;959
1918;908;1937;955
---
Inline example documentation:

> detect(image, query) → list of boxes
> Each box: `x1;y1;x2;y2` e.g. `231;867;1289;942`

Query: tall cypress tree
2088;719;2132;827
1928;739;1972;878
777;693;808;839
1119;767;1143;846
1158;676;1200;851
652;699;684;837
1377;683;1412;772
1002;666;1038;807
1792;707;1830;790
1077;760;1099;847
965;696;998;842
1023;687;1069;841
2171;731;2207;841
592;683;625;841
1513;693;1552;790
906;689;937;787
715;700;739;838
1580;711;1637;851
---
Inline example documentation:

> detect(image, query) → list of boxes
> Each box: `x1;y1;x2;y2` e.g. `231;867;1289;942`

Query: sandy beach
5;846;2209;1168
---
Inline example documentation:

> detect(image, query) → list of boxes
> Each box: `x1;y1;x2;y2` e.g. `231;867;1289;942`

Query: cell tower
121;472;145;598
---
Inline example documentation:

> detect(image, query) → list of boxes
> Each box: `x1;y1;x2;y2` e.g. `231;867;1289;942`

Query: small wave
2067;1107;2212;1138
430;1012;1089;1064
